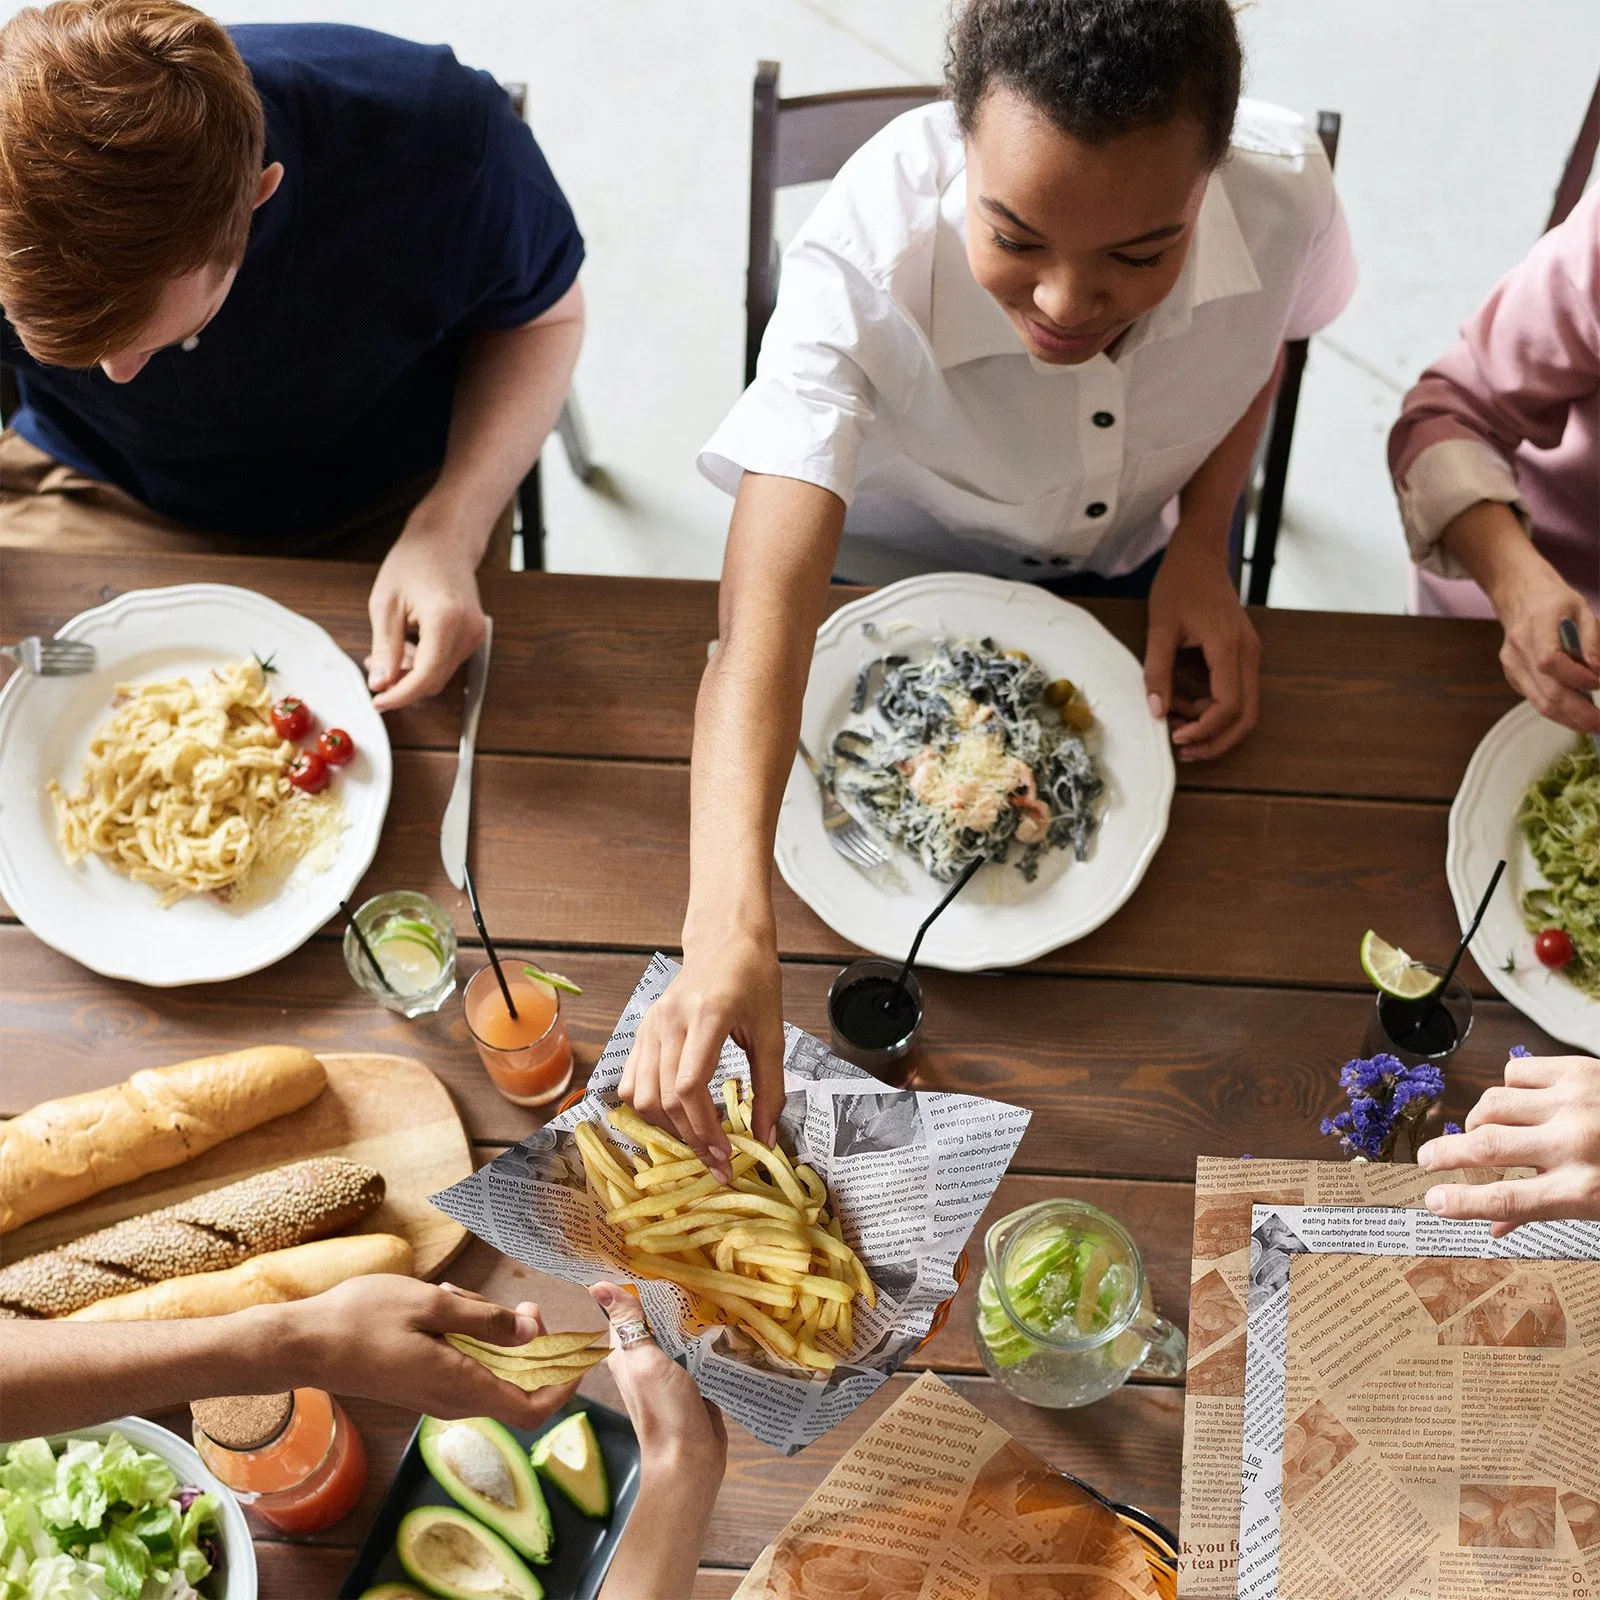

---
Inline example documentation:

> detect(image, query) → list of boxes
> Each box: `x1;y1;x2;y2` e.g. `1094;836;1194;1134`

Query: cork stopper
192;1391;294;1450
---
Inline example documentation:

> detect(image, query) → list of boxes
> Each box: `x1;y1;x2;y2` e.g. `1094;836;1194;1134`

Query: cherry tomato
270;697;314;741
316;727;356;766
287;749;329;793
1535;928;1574;969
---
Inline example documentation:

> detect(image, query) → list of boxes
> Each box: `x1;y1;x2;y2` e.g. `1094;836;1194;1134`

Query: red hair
0;0;264;366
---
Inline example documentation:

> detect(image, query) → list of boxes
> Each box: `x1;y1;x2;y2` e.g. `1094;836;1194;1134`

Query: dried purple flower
1444;1122;1462;1136
1510;1045;1532;1058
1324;1053;1450;1162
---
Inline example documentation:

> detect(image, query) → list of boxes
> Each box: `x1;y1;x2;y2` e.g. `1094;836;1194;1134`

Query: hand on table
365;502;490;712
1143;535;1261;761
1417;1054;1600;1235
1489;562;1600;734
264;1275;581;1429
619;930;785;1181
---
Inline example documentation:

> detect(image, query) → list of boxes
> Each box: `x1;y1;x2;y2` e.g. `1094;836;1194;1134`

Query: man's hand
1417;1054;1600;1236
619;926;786;1181
1143;534;1261;761
263;1275;584;1429
366;500;490;712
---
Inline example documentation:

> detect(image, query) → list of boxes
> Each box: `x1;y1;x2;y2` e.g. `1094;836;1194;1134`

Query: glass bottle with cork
191;1389;367;1536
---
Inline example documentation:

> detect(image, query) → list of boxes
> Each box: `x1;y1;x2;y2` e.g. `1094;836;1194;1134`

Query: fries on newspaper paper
429;954;1031;1454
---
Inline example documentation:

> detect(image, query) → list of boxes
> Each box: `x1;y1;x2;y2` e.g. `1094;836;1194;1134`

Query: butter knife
1557;617;1600;760
440;615;492;891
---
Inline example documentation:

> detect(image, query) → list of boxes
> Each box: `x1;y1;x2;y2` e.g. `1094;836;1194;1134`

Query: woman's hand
1489;556;1600;734
1143;534;1262;761
592;1283;726;1600
263;1276;583;1429
1417;1054;1600;1235
619;927;786;1181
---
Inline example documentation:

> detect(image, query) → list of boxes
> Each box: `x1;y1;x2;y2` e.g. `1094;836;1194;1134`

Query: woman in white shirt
623;0;1357;1167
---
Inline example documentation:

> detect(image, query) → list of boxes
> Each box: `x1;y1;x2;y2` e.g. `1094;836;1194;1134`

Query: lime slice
1359;931;1440;1000
522;963;582;996
375;938;443;994
375;917;445;962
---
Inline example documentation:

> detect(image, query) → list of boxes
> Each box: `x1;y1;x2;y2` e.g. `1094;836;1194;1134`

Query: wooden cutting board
3;1053;473;1279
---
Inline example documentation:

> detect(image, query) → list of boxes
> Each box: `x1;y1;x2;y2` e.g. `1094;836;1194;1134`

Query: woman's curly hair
947;0;1242;167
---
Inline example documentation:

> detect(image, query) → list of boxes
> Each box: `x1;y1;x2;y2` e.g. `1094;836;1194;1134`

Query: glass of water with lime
974;1199;1186;1408
343;890;457;1018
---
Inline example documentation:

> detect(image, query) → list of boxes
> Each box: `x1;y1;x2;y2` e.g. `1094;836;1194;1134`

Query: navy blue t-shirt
0;25;584;542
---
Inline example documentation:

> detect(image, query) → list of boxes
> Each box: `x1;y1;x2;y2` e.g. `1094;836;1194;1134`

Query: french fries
574;1082;876;1375
445;1330;610;1392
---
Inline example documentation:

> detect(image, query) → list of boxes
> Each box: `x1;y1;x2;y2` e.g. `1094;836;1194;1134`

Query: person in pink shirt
1389;185;1600;735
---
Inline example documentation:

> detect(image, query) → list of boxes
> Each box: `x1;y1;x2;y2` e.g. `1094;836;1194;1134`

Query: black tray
337;1401;640;1599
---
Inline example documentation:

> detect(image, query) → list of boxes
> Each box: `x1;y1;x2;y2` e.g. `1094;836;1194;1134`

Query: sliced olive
1043;678;1076;707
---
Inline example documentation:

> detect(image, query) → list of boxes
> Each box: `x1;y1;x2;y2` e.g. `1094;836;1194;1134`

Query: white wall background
4;0;1596;610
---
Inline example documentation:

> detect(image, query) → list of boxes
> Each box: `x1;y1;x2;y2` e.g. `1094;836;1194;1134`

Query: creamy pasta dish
49;659;341;907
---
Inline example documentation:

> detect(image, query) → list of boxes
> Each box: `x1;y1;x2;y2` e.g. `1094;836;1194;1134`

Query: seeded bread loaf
0;1156;383;1318
0;1047;327;1233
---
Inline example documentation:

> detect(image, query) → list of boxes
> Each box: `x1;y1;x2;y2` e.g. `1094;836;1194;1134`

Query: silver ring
615;1318;653;1350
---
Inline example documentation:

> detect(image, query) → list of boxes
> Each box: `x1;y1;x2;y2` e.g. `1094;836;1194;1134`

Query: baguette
68;1233;414;1321
0;1156;383;1318
0;1046;327;1233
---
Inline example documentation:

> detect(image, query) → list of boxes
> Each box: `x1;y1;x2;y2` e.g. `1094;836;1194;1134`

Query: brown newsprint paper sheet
733;1369;1163;1599
1177;1158;1521;1600
1275;1251;1600;1600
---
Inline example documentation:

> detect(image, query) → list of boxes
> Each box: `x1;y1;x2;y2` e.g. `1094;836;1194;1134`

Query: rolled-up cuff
1397;437;1530;581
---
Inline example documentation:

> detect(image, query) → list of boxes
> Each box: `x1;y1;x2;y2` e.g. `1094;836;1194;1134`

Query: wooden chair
1236;110;1342;605
743;61;1336;606
745;62;942;385
1545;66;1600;231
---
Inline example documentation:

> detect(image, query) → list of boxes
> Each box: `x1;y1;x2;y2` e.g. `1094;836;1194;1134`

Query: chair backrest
746;62;942;384
1546;67;1600;232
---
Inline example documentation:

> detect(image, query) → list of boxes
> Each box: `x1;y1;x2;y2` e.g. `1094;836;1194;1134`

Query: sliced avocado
395;1506;544;1600
359;1587;432;1599
530;1412;610;1519
418;1417;554;1565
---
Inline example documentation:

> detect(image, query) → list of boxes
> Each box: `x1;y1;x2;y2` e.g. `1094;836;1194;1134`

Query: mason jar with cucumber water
975;1199;1186;1408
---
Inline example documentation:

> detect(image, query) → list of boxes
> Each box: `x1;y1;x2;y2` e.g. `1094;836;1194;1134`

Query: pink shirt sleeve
1388;185;1600;570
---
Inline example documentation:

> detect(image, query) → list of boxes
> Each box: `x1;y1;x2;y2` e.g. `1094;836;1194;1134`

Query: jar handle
1130;1312;1187;1380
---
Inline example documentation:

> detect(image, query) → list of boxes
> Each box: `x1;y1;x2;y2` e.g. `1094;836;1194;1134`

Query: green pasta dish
1519;739;1600;999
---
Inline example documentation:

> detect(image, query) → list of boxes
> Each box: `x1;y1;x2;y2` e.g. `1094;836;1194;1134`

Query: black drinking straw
887;852;986;1005
341;898;397;996
462;861;518;1021
1389;857;1506;1036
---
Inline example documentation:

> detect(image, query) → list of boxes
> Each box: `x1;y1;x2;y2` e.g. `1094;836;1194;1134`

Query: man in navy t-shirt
0;4;584;709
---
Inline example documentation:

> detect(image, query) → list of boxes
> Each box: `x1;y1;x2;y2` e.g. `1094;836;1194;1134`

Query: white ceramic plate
1447;702;1599;1053
0;583;391;986
775;572;1175;971
43;1417;257;1599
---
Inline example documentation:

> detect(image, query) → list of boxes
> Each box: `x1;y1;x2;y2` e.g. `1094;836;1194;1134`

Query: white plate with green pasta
774;572;1175;971
1448;702;1600;1052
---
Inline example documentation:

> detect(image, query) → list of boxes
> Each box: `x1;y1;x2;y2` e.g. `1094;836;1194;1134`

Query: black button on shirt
1092;411;1115;428
1020;556;1043;567
1086;502;1108;518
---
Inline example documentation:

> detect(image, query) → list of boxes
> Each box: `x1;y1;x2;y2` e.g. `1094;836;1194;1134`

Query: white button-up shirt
701;100;1357;584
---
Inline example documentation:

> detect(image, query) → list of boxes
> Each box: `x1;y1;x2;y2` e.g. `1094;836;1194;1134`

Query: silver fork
1;636;97;675
797;738;890;871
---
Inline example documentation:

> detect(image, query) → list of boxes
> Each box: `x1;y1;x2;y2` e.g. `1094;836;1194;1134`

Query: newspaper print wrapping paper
1237;1204;1600;1599
430;955;1031;1454
732;1370;1164;1599
1176;1158;1532;1599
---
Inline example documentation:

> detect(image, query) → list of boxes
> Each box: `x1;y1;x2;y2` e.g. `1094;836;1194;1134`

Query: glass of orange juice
465;961;574;1106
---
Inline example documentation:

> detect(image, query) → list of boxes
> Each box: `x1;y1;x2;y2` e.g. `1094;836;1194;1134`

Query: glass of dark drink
827;957;923;1085
1366;962;1474;1066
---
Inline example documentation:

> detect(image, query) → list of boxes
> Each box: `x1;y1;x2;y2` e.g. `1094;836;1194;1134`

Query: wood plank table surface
0;546;1546;1596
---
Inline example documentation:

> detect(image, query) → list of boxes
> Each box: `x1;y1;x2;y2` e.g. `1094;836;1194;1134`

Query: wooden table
1;547;1550;1597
